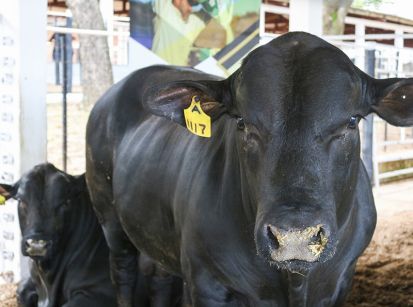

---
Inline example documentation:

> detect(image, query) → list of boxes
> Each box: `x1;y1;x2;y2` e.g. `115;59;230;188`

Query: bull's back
86;66;227;271
86;65;222;150
86;65;219;191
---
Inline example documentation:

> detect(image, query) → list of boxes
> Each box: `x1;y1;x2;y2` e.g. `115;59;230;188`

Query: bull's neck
336;163;376;251
64;190;103;262
37;190;102;283
218;120;258;225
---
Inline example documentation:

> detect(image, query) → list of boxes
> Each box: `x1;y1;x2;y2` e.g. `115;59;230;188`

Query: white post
289;0;323;36
395;29;405;141
395;28;404;49
100;0;114;60
259;5;266;38
355;21;366;71
19;1;48;174
0;0;47;283
395;28;404;78
99;0;114;31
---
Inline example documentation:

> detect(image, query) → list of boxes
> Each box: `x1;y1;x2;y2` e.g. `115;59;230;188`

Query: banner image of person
129;0;260;71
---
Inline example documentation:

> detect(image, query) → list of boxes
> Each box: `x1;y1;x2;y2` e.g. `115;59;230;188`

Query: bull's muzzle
24;238;51;257
265;224;328;262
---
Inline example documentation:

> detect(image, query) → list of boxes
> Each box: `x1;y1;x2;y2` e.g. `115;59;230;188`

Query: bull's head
143;33;413;272
0;163;85;261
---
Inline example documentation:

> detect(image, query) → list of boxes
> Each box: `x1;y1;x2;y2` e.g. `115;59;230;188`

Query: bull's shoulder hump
268;32;333;49
88;65;223;138
122;65;223;89
95;65;222;109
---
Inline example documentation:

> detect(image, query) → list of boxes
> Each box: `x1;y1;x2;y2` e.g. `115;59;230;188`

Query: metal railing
47;11;130;67
47;9;413;188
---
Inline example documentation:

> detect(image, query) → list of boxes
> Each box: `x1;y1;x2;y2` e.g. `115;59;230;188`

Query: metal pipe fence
327;36;413;188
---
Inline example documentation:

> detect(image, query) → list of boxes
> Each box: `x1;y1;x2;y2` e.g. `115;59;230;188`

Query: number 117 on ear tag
184;96;211;138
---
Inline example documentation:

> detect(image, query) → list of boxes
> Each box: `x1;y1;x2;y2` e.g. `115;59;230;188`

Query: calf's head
0;163;85;261
143;33;413;271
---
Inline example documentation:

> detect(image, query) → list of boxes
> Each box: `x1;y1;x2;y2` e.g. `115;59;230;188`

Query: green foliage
352;0;388;9
331;10;338;23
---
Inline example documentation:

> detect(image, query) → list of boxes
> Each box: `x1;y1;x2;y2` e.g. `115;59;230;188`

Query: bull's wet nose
25;238;50;257
265;224;328;262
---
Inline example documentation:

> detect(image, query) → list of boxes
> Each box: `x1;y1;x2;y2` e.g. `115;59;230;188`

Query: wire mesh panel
0;11;24;284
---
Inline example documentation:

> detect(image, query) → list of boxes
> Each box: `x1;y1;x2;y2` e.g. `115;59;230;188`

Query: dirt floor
1;211;411;306
344;211;413;307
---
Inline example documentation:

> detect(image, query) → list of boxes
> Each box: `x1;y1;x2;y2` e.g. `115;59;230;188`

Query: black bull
0;164;117;307
0;164;182;307
86;32;413;306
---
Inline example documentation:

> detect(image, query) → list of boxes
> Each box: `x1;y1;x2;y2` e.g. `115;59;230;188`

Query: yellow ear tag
0;195;6;205
184;96;211;138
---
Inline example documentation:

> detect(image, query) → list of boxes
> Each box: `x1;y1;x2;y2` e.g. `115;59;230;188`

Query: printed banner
130;0;260;71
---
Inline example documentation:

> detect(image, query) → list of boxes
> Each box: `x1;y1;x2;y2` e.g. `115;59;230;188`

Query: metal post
362;49;375;186
62;35;68;172
54;33;61;85
66;17;73;93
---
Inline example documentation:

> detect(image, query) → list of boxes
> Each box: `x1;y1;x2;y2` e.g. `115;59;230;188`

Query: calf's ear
369;78;413;126
142;79;230;126
0;183;17;202
71;174;87;194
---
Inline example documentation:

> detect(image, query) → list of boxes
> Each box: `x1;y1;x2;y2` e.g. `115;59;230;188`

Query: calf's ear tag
183;96;211;138
0;195;6;205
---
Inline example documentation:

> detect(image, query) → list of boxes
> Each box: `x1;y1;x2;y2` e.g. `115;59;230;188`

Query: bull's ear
369;78;413;126
71;174;87;194
0;183;17;202
142;80;229;126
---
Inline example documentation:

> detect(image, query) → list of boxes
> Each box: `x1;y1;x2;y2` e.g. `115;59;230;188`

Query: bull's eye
236;117;245;130
348;116;358;129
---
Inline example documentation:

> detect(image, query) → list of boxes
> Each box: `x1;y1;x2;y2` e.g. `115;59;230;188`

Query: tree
323;0;385;35
323;0;354;35
65;0;113;106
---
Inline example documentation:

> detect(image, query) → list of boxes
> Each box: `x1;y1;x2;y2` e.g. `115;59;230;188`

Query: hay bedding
0;283;17;307
1;213;412;307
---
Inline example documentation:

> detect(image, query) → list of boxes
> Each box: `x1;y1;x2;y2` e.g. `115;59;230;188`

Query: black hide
3;164;116;307
85;32;413;306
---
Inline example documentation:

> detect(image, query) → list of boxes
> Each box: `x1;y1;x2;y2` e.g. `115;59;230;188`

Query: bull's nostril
266;225;280;249
316;228;325;243
309;228;324;244
308;227;328;258
25;239;32;248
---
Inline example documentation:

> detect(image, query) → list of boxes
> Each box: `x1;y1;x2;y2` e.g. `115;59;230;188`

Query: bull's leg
331;262;357;307
187;273;239;307
86;173;137;307
101;218;138;307
16;277;38;307
182;281;192;307
150;273;179;307
62;292;115;307
182;256;239;307
139;252;183;307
